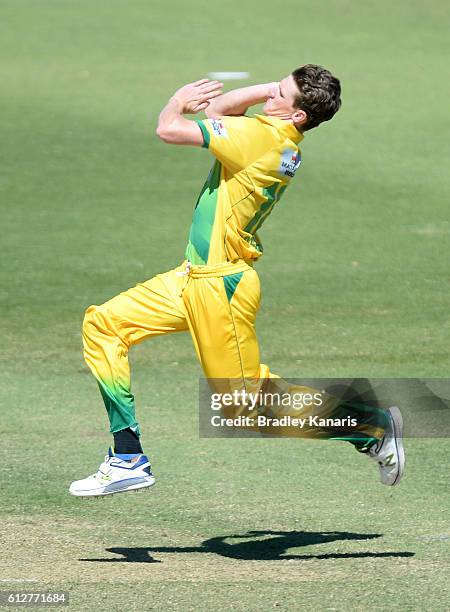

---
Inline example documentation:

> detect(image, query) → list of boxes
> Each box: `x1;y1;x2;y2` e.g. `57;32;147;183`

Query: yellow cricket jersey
185;114;304;265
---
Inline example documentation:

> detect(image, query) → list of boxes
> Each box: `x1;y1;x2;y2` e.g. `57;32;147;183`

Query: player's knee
82;304;109;338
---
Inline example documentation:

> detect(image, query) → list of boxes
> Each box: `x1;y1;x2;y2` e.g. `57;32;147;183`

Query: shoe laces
368;437;384;457
93;455;113;479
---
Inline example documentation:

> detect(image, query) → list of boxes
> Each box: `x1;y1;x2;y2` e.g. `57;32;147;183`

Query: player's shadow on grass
79;530;415;563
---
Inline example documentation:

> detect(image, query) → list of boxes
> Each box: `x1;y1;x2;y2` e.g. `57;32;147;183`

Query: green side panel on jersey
223;271;244;302
244;183;288;235
185;160;221;264
195;119;210;149
184;241;205;266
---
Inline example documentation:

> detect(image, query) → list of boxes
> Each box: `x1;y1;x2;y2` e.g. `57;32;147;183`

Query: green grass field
1;0;449;610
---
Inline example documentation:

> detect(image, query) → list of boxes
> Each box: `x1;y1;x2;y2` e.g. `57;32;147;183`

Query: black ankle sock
113;428;143;454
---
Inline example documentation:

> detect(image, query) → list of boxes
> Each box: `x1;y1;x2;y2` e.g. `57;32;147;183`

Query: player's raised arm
205;82;277;118
156;79;223;145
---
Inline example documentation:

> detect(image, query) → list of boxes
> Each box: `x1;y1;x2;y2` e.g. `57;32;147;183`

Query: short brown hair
292;64;341;131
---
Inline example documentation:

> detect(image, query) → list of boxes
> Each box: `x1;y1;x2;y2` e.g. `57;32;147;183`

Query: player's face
263;74;306;125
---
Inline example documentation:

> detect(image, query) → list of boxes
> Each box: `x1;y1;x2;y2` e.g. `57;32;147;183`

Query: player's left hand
172;79;224;114
267;82;281;99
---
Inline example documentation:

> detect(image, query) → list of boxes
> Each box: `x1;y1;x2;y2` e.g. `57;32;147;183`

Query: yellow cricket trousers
82;259;387;446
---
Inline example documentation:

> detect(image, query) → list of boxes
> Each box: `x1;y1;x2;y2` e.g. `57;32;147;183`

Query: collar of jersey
254;114;304;144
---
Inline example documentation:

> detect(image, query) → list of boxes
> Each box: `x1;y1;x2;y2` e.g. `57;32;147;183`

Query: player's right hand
172;79;223;114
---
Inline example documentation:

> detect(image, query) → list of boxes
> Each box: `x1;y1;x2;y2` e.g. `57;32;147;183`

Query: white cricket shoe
69;448;155;497
368;406;405;486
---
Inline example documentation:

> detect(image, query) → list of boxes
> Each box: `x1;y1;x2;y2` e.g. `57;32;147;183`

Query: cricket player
69;65;405;497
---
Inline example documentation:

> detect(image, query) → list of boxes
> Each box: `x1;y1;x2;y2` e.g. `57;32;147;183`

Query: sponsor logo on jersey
279;148;301;178
210;119;228;138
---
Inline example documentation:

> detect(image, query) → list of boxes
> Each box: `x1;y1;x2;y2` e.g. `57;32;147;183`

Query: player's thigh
86;266;189;346
186;267;261;379
225;266;261;376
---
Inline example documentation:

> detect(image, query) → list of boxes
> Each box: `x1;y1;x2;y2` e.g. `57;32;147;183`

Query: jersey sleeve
195;116;274;173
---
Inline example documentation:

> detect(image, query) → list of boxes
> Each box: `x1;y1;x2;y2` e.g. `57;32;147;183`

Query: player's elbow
156;125;172;143
156;124;183;144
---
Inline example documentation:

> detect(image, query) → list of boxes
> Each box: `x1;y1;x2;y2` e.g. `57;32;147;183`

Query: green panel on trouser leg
223;271;244;303
331;436;378;450
97;380;140;435
329;400;391;451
